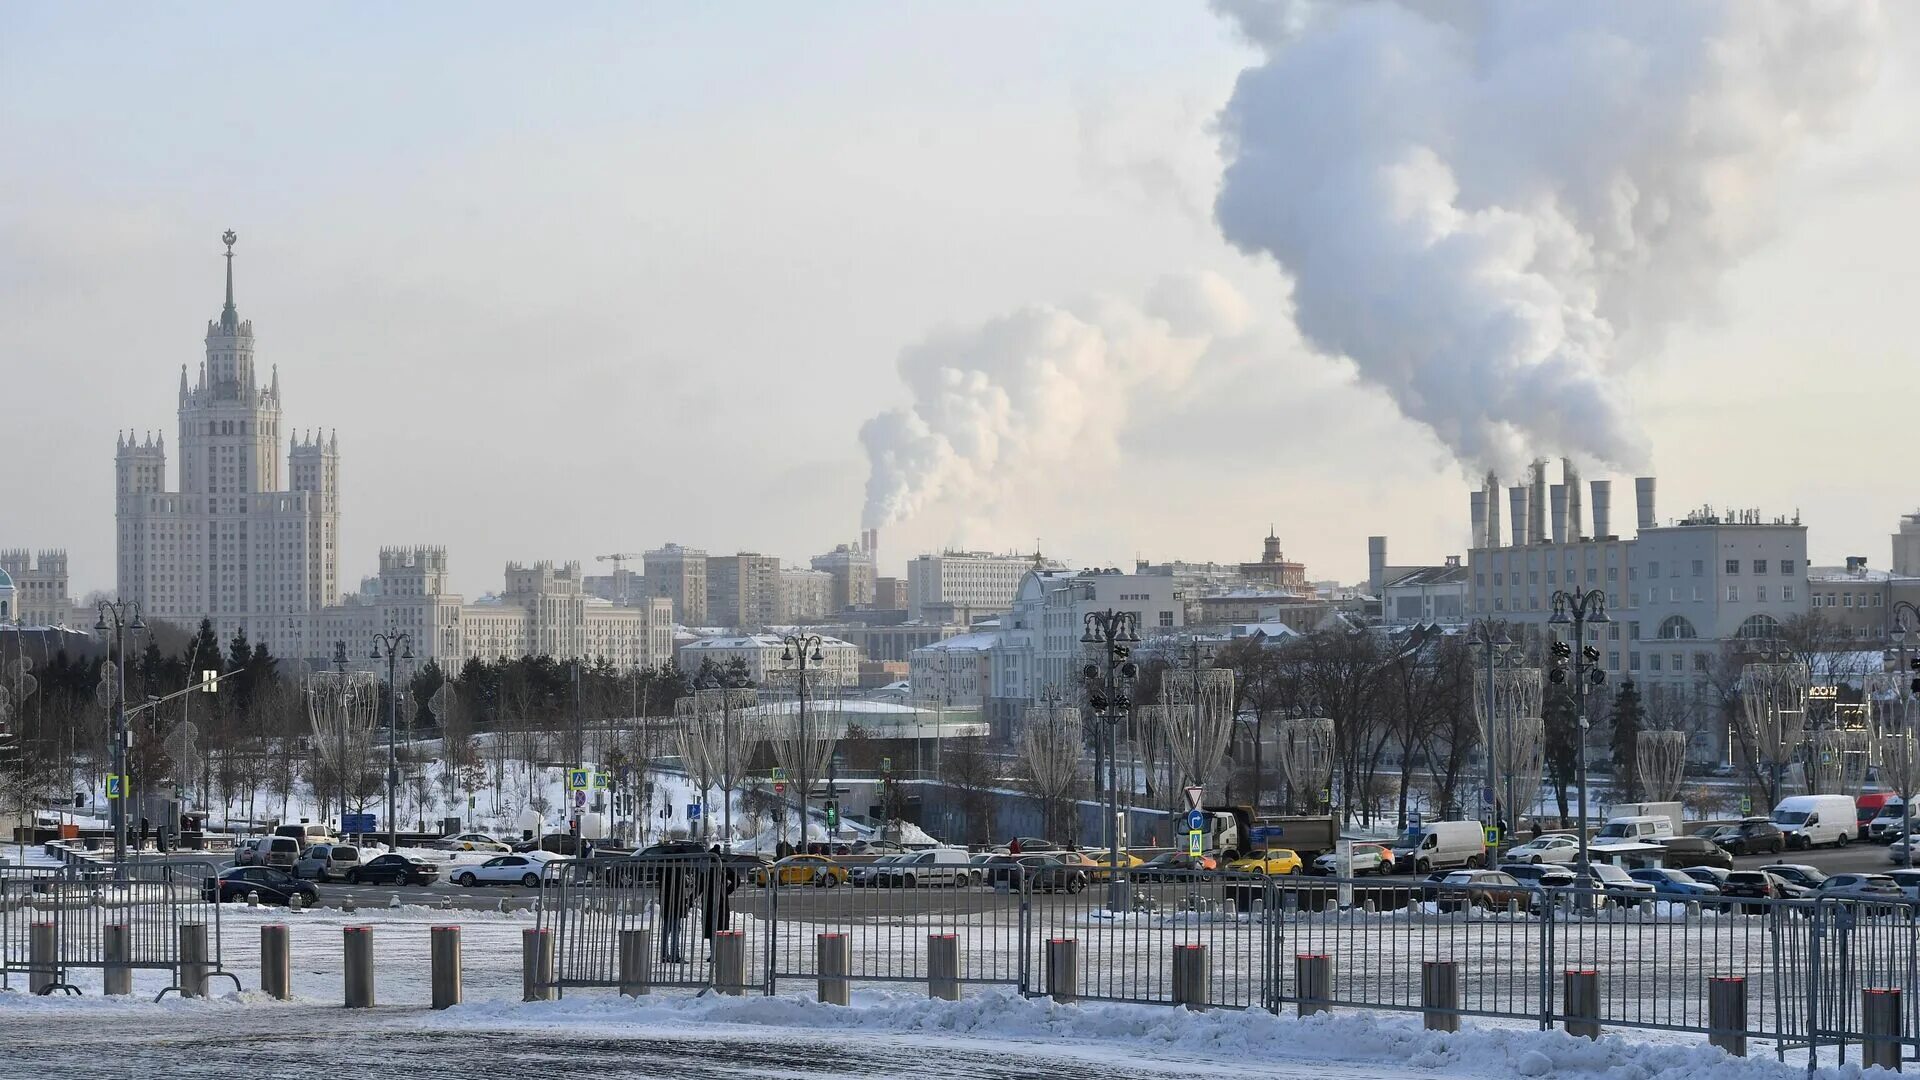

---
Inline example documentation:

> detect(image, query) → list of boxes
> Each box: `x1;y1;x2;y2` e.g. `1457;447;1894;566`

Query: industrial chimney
1635;477;1657;531
1590;479;1613;540
1549;484;1568;545
1528;459;1548;545
1368;536;1387;597
1563;459;1583;541
1470;490;1487;552
1484;471;1503;548
1508;485;1529;547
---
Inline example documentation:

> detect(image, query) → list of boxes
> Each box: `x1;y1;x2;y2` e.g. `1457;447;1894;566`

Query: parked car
849;854;912;887
1857;793;1900;840
1392;821;1487;874
1500;863;1575;892
1310;844;1392;876
513;833;591;857
1592;815;1675;847
1814;873;1906;903
1885;868;1920;900
1712;819;1786;857
347;853;440;885
1682;866;1733;890
450;852;557;888
203;865;319;906
966;852;998;885
1590;863;1655;907
981;854;1090;892
878;848;974;888
850;838;906;855
1235;850;1305;876
750;854;848;888
1721;870;1790;911
1134;853;1219;881
1758;863;1827;897
1629;867;1720;899
1658;835;1733;871
1870;804;1911;843
237;835;302;869
274;823;338;846
1503;833;1580;865
1887;834;1920;863
438;832;511;853
1433;870;1531;913
996;837;1063;855
292;843;362;882
1086;851;1143;881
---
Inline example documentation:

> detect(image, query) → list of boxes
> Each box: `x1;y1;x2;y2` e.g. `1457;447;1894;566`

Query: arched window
1657;616;1698;640
1737;614;1782;640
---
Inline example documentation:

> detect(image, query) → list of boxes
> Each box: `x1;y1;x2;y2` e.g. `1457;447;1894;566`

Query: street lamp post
1081;609;1141;913
1549;588;1610;909
1470;620;1515;837
370;630;413;852
782;633;831;846
329;640;349;830
93;600;146;870
1893;601;1920;868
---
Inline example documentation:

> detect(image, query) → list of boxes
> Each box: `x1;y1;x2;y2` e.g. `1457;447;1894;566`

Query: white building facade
906;551;1046;620
676;633;861;688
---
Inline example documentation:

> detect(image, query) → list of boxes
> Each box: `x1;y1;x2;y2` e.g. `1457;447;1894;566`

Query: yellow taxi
749;854;849;888
1228;848;1304;876
1086;851;1144;880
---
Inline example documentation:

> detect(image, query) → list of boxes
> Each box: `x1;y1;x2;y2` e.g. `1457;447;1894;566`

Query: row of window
1814;592;1882;608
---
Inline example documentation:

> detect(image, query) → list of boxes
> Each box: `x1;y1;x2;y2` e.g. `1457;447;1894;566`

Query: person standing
702;845;733;960
658;858;690;963
138;817;150;851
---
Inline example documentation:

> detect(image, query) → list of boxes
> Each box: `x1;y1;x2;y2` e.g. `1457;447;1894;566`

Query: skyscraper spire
219;229;238;331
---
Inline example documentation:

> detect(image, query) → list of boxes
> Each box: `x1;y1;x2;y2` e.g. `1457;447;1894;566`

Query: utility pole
1549;589;1609;909
370;630;413;852
1081;609;1141;913
93;601;145;871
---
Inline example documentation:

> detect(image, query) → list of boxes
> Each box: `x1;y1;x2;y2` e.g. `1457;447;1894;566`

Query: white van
881;847;975;888
1592;815;1675;846
1392;820;1486;873
1772;794;1857;849
1869;800;1910;843
238;835;301;868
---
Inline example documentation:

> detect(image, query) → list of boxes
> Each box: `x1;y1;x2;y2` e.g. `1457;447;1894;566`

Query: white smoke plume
1212;0;1883;473
859;272;1248;529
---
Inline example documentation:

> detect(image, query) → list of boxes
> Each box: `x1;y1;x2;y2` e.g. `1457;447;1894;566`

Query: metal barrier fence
0;860;230;999
530;861;1920;1065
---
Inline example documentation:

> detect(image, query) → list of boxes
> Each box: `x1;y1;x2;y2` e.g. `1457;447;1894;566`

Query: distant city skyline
7;4;1920;599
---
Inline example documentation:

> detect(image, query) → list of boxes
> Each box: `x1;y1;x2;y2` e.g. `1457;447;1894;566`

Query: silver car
293;842;361;882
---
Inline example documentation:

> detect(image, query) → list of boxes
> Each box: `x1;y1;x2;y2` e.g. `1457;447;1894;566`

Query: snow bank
420;988;1852;1080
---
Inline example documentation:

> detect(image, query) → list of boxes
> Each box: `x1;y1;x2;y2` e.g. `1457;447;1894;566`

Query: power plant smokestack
1635;476;1657;531
1528;459;1548;545
1563;459;1583;540
1590;479;1613;540
1470;490;1487;552
1508;485;1529;547
1368;536;1387;597
1484;470;1502;548
1550;484;1568;544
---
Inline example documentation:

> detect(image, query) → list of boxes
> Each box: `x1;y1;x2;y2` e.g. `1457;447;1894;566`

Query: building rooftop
1382;564;1470;589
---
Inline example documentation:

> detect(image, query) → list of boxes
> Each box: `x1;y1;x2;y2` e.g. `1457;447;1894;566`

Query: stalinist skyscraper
115;232;340;656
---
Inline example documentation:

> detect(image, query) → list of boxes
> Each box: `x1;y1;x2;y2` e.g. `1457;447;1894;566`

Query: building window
1754;560;1768;575
1649;560;1661;578
1781;559;1796;575
1726;560;1740;575
1586;568;1597;584
1875;593;1884;607
1650;653;1663;672
1727;585;1740;602
1629;652;1641;671
1784;585;1795;602
1657;615;1697;639
1158;611;1174;627
1756;585;1768;603
1628;621;1640;640
1737;613;1782;640
1607;567;1618;581
1692;560;1704;576
1845;593;1855;607
1693;652;1710;672
1607;652;1620;670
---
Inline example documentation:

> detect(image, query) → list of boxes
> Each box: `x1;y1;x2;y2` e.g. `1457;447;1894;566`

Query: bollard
342;894;357;915
1421;960;1460;1033
1708;976;1747;1057
1864;988;1902;1071
246;889;260;908
817;933;851;1006
28;922;55;995
927;934;960;1001
712;929;746;996
522;928;555;1002
1046;938;1079;1003
618;929;652;997
288;891;305;912
430;925;462;1010
343;926;375;1008
261;924;291;1000
1296;954;1333;1016
103;924;132;996
1563;969;1600;1039
178;922;209;999
1172;944;1209;1012
498;898;511;915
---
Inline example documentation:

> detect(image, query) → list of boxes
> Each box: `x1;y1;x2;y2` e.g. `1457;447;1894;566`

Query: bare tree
1019;705;1083;844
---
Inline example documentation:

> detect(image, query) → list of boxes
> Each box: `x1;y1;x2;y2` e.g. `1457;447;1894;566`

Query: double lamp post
1081;608;1140;914
1548;587;1609;907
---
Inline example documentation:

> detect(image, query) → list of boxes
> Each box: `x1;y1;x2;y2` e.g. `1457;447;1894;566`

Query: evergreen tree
1542;683;1580;825
1610;679;1646;801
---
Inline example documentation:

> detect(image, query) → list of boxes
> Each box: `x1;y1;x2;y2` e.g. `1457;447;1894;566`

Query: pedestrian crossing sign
106;775;123;799
1187;829;1203;857
592;771;611;791
568;769;589;791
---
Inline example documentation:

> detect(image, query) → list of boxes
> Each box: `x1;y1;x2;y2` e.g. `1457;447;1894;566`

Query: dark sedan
1711;820;1786;856
1134;853;1217;882
1660;835;1734;871
346;853;440;885
202;866;319;906
982;855;1088;893
1721;870;1789;912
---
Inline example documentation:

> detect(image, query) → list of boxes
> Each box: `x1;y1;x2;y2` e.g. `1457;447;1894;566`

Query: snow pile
420;988;1850;1080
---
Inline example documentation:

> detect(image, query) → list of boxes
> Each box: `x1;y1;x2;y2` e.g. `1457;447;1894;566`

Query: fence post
178;922;209;999
1172;944;1209;1012
928;934;960;1001
1864;988;1902;1071
1296;954;1333;1017
343;926;375;1008
713;929;746;996
1046;938;1078;1003
27;922;54;996
260;924;291;1001
1563;969;1600;1039
103;924;132;996
522;927;555;1002
1707;976;1746;1057
817;933;850;1006
619;929;652;997
1422;960;1460;1032
430;925;462;1010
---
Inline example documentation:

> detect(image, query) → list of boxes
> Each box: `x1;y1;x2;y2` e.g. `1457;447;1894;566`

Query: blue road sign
687;803;702;821
1186;808;1206;831
342;813;376;833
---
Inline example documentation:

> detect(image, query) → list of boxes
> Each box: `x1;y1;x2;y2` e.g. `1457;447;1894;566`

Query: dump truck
1200;806;1340;860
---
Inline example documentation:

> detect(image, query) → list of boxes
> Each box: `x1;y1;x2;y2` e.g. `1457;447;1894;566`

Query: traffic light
1549;638;1571;684
825;802;839;829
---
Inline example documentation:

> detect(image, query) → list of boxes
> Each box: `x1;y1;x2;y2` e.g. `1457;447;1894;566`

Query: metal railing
0;860;230;998
530;861;1920;1064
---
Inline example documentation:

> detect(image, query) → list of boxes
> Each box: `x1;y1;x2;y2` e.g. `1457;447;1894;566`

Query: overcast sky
5;3;1919;599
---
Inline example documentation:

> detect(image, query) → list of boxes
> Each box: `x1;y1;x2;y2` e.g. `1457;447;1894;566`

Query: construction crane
595;552;642;605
